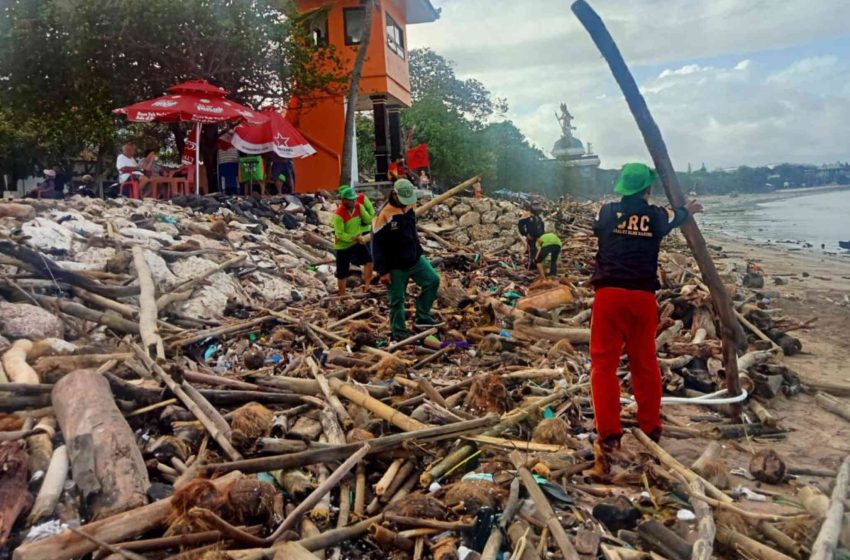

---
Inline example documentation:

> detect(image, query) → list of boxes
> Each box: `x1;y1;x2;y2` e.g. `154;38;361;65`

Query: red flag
406;144;429;169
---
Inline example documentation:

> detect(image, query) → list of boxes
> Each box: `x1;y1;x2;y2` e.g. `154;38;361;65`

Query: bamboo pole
810;455;850;560
328;377;428;432
27;444;68;523
690;479;715;560
509;450;579;560
571;0;747;417
133;246;163;362
131;344;241;461
415;176;481;217
815;392;850;423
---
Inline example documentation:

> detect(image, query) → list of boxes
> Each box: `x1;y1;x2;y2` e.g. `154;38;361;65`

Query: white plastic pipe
621;388;748;407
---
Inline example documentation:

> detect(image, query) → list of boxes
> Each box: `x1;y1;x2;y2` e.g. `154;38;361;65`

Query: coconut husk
547;338;575;358
373;355;407;381
693;458;731;490
231;402;274;451
145;435;192;463
749;449;786;484
199;552;230;560
0;414;24;432
715;510;750;536
443;479;503;514
279;469;315;499
349;366;371;384
346;428;375;443
477;334;504;355
225;477;276;526
532;418;573;446
105;251;132;274
166;478;226;535
385;493;451;521
347;320;376;348
242;350;265;370
464;373;510;414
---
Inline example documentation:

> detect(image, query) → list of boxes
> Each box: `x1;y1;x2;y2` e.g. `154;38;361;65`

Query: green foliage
355;113;376;179
408;48;507;127
0;0;343;181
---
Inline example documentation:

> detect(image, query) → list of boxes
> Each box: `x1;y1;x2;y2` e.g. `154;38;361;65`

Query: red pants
590;287;662;440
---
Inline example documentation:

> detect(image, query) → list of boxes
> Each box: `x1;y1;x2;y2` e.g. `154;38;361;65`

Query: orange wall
289;0;415;192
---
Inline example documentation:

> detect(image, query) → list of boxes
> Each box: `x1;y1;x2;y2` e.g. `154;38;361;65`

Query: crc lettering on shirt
615;212;653;238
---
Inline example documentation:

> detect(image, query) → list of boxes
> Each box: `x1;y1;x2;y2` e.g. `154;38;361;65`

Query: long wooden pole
571;0;747;416
810;455;850;560
415;176;481;217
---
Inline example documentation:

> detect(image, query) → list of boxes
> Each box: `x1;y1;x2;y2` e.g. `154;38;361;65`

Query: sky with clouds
407;0;850;170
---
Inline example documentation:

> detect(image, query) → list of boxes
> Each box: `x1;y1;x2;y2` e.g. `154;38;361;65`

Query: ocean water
698;188;850;253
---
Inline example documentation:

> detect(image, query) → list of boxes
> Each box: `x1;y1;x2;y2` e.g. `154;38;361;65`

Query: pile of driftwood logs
0;184;848;560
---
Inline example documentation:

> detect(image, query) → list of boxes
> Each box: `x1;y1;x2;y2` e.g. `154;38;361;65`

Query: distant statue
556;103;575;139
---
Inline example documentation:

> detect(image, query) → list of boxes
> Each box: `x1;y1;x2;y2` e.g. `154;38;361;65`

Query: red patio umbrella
114;80;266;193
222;107;316;159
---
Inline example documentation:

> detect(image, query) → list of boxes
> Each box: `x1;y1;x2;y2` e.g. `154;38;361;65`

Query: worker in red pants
590;163;703;463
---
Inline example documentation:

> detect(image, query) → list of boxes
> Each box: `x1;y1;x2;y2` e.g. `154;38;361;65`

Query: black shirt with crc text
591;195;689;292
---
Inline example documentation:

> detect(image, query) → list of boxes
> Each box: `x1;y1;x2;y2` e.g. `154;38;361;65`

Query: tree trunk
52;370;150;520
339;0;376;186
202;123;220;193
170;123;186;157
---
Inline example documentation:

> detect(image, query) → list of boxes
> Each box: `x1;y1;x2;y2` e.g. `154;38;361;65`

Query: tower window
344;7;367;45
386;14;405;59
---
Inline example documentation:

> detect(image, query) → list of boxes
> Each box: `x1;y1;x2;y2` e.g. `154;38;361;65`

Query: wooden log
757;522;803;560
815;392;850;423
307;358;351;428
132;246;165;360
0;203;35;219
738;350;777;372
810;455;850;560
0;241;140;299
26;415;55;475
689;479;715;560
27;444;67;523
32;295;140;334
12;470;242;560
509;450;580;560
571;0;747;419
52;370;149;520
716;526;794;560
512;323;591;344
273;542;322;560
750;400;777;427
415;176;480;217
637;519;691;560
0;442;30;547
370;524;416;553
328;377;428;432
2;339;38;384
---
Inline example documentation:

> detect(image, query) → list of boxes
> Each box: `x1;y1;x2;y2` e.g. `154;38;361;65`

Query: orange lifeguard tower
288;0;439;192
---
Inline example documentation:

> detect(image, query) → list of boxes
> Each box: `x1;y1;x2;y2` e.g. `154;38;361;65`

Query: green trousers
388;256;440;339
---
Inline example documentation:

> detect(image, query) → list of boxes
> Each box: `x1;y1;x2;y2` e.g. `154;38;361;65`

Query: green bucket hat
614;163;657;196
393;179;417;206
338;185;356;200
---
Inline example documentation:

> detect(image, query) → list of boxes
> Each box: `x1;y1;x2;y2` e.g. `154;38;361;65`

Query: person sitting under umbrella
116;143;155;197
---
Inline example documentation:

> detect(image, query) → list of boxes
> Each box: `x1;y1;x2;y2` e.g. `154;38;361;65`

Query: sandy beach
661;213;850;490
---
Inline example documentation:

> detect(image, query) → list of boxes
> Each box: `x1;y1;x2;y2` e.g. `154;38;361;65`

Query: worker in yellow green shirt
535;232;562;279
331;185;374;296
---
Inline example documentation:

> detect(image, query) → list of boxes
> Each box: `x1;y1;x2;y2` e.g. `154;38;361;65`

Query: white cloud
409;0;850;168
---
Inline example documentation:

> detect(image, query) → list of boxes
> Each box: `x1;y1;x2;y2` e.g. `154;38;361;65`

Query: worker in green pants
372;179;441;341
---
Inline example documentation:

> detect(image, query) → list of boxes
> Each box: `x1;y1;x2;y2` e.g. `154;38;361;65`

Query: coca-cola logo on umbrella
196;102;224;114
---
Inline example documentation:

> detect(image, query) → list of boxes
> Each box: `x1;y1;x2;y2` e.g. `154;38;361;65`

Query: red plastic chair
119;175;141;199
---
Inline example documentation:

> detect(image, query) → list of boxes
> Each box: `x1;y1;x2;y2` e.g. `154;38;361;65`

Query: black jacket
518;214;545;239
591;196;689;292
371;202;423;274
